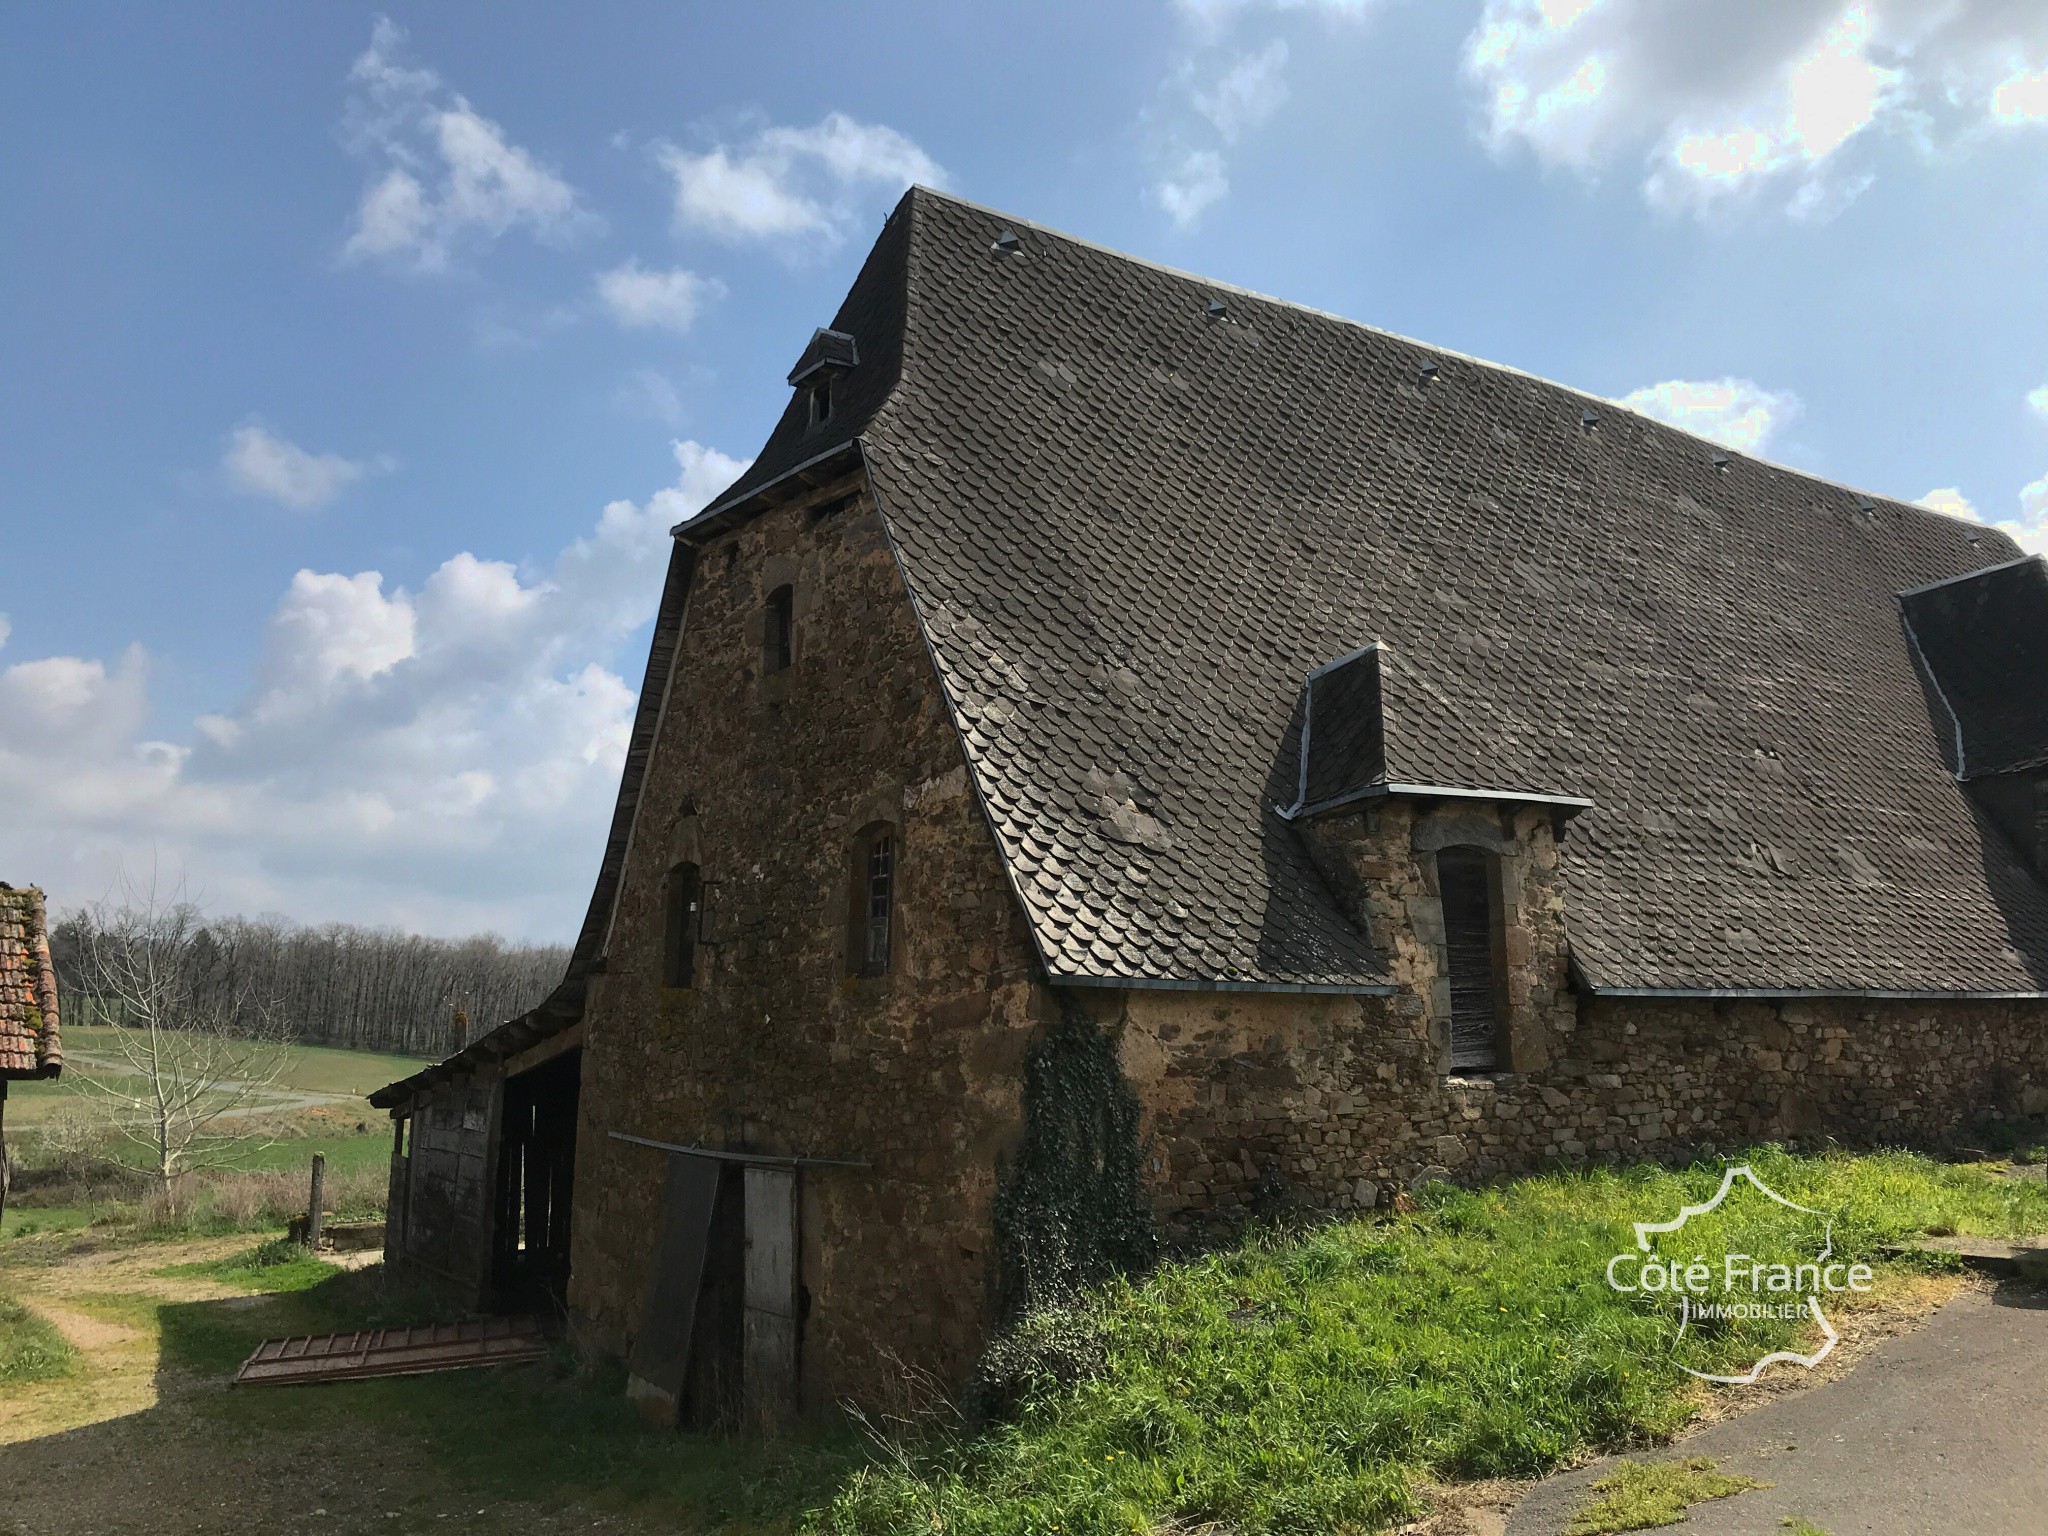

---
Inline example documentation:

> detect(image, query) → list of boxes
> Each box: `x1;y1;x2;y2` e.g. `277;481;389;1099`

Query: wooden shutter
1438;848;1501;1071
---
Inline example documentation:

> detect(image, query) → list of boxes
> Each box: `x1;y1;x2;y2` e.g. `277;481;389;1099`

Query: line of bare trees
50;909;569;1059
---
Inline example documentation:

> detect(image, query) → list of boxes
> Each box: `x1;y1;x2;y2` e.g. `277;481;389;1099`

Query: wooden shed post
306;1153;326;1250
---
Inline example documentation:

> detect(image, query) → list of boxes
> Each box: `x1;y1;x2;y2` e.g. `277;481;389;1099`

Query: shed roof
0;885;62;1079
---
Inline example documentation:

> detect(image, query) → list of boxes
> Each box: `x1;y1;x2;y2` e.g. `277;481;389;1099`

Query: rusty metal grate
233;1315;548;1386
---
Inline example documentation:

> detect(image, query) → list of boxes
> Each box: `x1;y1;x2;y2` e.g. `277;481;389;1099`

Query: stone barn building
375;188;2048;1427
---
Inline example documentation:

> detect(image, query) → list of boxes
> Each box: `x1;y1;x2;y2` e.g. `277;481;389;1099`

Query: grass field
3;1143;2039;1534
1;1027;431;1241
3;1025;431;1129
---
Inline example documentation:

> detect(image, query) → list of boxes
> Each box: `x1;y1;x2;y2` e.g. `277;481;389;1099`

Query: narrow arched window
1437;847;1503;1072
664;862;701;988
849;824;895;976
764;585;795;674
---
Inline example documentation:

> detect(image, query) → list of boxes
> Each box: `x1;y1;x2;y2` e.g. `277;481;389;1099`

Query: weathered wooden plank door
742;1164;800;1427
626;1152;722;1416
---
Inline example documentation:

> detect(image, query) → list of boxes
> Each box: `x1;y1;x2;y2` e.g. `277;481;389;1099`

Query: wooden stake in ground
306;1152;325;1250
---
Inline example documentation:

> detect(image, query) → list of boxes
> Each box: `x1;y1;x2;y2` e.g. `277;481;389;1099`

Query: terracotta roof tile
0;885;62;1078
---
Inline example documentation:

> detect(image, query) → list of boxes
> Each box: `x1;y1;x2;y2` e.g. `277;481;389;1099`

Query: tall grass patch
815;1148;2048;1536
0;1294;78;1384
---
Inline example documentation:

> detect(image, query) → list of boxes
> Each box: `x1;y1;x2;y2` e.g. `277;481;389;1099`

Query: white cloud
1155;150;1231;228
1618;376;1802;451
2018;475;2048;553
1917;485;1977;520
594;260;720;335
2027;381;2048;422
657;113;945;246
0;440;748;940
341;17;598;271
1194;40;1293;141
223;424;384;511
1919;481;2048;556
1990;64;2048;124
1464;1;2048;218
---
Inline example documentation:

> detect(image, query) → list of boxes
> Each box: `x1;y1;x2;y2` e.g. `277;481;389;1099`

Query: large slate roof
706;188;2048;996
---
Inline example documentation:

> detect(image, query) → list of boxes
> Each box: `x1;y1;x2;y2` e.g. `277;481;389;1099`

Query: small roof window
786;327;860;388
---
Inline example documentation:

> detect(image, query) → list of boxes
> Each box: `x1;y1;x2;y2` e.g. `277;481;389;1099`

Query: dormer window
786;326;859;433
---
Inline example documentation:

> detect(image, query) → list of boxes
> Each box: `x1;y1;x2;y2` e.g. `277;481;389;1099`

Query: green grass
0;1293;78;1385
4;1025;431;1128
156;1236;339;1294
1780;1520;1834;1536
9;1146;2036;1534
0;1204;99;1241
1566;1457;1768;1534
812;1148;2048;1536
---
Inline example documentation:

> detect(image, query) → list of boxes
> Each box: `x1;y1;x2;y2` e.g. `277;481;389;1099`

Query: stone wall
1122;983;2048;1237
566;471;1044;1410
1117;798;2048;1234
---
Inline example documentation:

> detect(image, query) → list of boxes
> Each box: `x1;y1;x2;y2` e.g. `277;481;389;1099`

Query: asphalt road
1507;1282;2048;1535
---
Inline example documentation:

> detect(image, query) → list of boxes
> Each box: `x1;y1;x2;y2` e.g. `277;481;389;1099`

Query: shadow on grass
139;1262;868;1530
0;1251;865;1534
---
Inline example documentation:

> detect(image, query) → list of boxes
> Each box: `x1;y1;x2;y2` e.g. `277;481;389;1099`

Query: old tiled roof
0;885;62;1078
779;187;2048;996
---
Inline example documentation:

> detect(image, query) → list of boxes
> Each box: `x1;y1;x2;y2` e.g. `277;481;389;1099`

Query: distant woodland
50;911;569;1059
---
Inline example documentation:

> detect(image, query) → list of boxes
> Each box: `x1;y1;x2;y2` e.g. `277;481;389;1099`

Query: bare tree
65;880;291;1211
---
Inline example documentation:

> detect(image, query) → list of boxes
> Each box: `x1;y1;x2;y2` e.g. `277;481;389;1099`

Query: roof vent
991;230;1019;255
786;327;860;388
1418;362;1440;385
1855;494;1877;515
1579;408;1600;432
1711;452;1731;471
1205;298;1228;320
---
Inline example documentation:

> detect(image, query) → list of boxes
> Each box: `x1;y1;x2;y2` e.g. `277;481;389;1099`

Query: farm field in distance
1;1026;432;1240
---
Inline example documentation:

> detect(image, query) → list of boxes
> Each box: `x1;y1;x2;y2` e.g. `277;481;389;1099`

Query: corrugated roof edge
894;186;2024;561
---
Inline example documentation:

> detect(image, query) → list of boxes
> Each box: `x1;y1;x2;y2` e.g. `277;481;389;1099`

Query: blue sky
3;1;2046;941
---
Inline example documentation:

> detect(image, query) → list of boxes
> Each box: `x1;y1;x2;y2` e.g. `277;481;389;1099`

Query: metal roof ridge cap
1895;552;2044;599
896;186;1985;527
